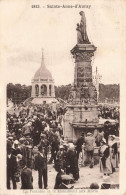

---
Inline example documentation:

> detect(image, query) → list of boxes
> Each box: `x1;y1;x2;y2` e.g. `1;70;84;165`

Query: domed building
31;51;56;104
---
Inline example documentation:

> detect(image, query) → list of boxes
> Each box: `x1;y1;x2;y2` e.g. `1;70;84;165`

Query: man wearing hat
39;133;49;159
84;132;95;168
35;145;48;189
32;115;42;146
7;142;17;189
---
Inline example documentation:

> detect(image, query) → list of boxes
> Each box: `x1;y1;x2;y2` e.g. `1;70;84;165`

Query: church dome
34;66;52;80
34;51;53;80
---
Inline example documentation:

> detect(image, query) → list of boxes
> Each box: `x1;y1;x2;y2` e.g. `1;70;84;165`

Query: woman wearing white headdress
108;135;119;172
99;138;112;176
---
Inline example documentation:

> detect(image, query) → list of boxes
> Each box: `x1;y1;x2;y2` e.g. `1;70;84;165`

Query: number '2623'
31;5;40;8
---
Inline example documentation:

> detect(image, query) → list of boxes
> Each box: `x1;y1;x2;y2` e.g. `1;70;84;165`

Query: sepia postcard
0;0;126;195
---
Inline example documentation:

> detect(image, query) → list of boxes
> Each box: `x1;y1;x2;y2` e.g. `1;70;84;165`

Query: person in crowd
48;133;60;164
32;115;42;146
41;121;47;132
32;146;39;169
35;145;48;189
104;122;111;144
99;138;112;176
54;168;74;189
62;143;69;171
22;120;32;136
7;136;13;145
19;137;28;163
12;140;22;156
66;143;79;181
55;145;65;172
54;169;65;189
84;132;95;168
39;133;49;159
25;144;33;168
7;142;17;189
16;154;23;180
57;123;63;136
75;133;84;160
108;135;119;172
7;116;13;132
21;159;33;189
94;129;104;147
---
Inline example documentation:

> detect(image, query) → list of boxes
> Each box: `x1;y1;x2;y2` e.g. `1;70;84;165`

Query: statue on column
76;11;90;44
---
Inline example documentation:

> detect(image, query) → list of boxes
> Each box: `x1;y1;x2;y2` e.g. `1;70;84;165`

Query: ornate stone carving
84;78;92;82
77;66;84;77
75;52;94;62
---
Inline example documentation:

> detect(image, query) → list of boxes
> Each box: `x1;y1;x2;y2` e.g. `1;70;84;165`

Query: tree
7;83;32;104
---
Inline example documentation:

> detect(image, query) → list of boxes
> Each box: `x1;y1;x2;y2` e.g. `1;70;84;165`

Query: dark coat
21;167;33;189
76;136;84;152
34;119;42;133
66;150;79;180
35;153;47;171
54;172;63;189
11;148;22;156
7;154;17;176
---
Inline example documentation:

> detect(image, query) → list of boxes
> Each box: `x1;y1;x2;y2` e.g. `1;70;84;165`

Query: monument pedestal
64;44;99;142
64;104;99;142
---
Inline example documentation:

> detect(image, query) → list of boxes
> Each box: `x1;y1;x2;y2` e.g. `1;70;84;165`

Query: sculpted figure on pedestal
76;11;91;44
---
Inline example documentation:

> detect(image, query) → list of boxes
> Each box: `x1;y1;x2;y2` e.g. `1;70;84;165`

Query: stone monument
63;11;99;142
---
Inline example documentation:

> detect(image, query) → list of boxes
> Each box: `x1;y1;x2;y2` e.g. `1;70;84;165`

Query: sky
0;0;125;86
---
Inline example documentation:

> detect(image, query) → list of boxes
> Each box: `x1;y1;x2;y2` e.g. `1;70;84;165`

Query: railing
99;99;119;105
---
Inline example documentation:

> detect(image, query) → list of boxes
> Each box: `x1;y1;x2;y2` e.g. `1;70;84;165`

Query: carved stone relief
75;52;94;62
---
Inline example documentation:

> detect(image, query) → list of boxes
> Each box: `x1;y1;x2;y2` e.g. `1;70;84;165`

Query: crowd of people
98;105;119;121
6;103;120;189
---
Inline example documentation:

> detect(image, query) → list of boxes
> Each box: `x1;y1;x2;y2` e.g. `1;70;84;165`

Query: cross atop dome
41;48;44;60
41;48;45;68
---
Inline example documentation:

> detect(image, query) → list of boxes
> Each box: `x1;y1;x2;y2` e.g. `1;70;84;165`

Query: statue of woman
76;11;90;44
